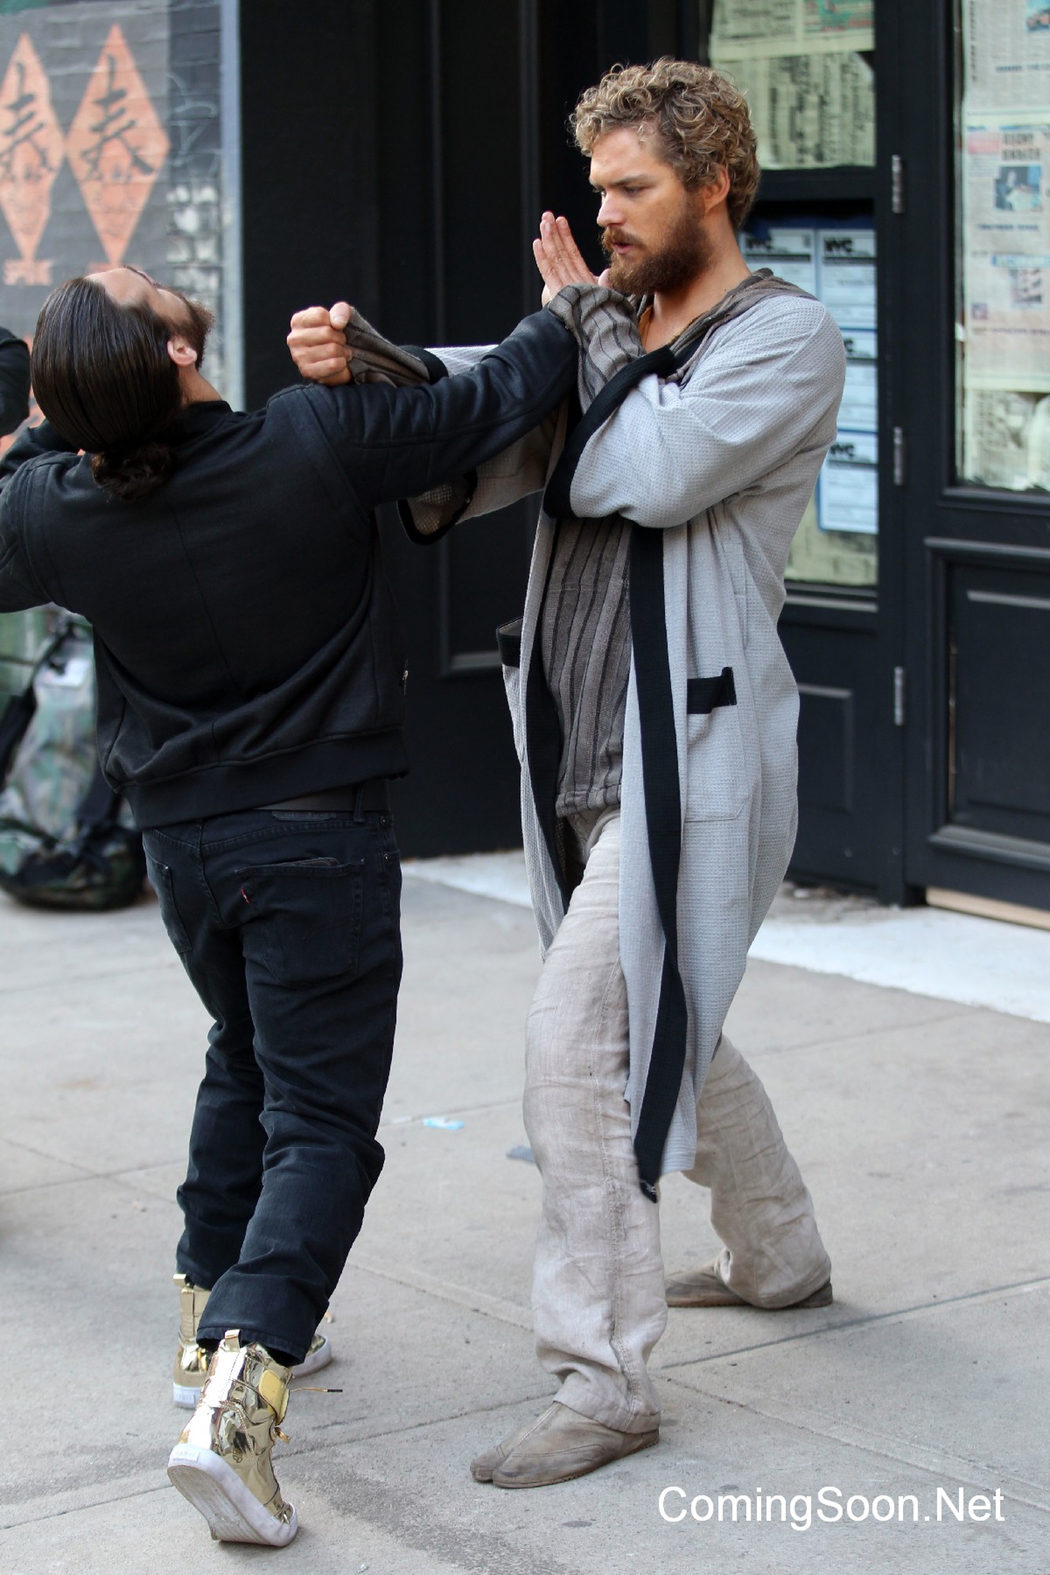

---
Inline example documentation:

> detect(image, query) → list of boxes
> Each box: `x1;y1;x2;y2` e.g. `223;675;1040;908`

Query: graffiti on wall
0;0;224;396
65;25;169;269
0;23;167;288
0;34;63;283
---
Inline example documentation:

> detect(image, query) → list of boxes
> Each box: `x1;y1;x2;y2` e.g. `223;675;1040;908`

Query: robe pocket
496;618;522;667
683;668;749;822
239;856;366;985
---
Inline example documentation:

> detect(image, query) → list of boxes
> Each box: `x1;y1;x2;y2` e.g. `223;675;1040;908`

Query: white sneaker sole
167;1441;298;1546
172;1330;334;1408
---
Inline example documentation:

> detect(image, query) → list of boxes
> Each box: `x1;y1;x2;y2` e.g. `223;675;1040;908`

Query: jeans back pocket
239;856;366;985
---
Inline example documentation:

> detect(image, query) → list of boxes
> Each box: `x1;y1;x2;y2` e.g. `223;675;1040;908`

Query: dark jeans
143;802;401;1361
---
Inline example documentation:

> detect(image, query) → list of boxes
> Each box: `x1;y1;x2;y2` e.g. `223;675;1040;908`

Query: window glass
709;0;875;169
956;0;1050;489
712;1;878;584
741;224;878;585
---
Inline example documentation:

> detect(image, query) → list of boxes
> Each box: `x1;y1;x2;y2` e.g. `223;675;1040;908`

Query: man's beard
602;203;713;296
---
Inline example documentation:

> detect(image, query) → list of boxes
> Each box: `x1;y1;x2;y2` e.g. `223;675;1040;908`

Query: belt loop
353;782;365;824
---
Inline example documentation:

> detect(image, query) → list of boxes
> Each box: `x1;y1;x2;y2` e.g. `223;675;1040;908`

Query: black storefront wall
238;0;1050;914
239;0;695;858
240;0;531;857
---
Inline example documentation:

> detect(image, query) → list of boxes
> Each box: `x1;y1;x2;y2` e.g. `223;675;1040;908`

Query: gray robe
403;278;846;1179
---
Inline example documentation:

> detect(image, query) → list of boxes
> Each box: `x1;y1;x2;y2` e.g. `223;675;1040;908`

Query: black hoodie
0;309;574;826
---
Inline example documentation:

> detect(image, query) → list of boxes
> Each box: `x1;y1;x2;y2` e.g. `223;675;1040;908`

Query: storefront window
711;0;878;586
956;0;1050;490
742;224;878;585
709;0;875;169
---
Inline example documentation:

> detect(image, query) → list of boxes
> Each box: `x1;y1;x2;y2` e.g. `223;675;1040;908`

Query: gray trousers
523;810;830;1432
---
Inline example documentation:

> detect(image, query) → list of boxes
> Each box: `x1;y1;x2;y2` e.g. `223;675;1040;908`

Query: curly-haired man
290;58;845;1490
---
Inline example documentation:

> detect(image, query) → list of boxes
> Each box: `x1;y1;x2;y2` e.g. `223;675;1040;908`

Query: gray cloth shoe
665;1258;833;1308
473;1402;658;1489
470;1425;522;1484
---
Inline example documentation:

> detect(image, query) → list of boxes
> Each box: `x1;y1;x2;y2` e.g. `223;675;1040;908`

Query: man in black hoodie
0;264;577;1548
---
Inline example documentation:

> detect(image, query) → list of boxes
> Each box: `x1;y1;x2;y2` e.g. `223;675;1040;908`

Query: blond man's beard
602;203;713;296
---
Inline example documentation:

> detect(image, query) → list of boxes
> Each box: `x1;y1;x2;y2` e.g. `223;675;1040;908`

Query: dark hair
31;277;182;501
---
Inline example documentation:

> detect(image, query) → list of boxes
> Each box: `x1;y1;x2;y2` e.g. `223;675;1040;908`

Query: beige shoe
167;1330;298;1546
665;1259;833;1309
473;1402;658;1489
471;1419;528;1483
172;1273;332;1406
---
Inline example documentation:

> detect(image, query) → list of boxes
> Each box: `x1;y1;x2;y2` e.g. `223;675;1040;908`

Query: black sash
533;308;746;1196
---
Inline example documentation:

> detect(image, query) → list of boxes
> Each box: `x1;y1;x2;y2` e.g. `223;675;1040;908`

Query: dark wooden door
240;0;543;854
889;2;1050;911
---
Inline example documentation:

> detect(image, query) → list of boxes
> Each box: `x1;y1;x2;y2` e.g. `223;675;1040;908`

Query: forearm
324;308;577;506
401;410;564;542
0;419;77;484
545;284;642;409
565;307;846;528
400;283;627;533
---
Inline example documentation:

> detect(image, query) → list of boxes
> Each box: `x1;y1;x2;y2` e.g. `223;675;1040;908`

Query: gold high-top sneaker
167;1330;298;1546
172;1273;332;1407
172;1274;211;1406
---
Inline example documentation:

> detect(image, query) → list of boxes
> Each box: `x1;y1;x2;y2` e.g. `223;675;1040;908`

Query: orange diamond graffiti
66;24;169;266
0;34;64;285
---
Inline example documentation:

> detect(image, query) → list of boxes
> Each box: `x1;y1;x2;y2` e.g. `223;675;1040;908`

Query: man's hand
287;302;354;386
532;212;609;305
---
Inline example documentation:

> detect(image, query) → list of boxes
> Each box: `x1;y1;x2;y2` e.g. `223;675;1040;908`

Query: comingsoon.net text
658;1484;1006;1533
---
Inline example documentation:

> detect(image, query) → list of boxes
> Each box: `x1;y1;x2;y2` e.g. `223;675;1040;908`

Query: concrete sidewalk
1;870;1047;1573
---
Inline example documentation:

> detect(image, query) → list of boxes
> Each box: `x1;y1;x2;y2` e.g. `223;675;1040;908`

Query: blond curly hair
571;58;759;232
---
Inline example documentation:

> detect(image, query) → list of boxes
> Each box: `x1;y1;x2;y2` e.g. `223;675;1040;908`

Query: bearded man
289;58;846;1490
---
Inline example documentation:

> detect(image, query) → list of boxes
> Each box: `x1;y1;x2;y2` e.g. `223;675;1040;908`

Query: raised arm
306;304;580;509
533;216;637;409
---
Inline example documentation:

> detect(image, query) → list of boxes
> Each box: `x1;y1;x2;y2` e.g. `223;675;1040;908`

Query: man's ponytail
90;439;176;501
